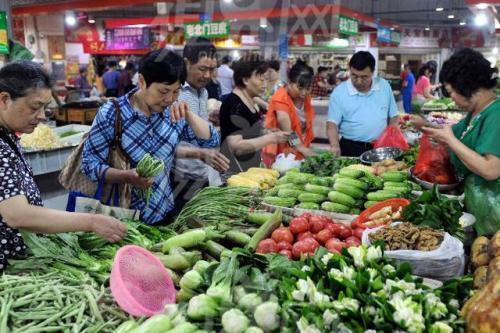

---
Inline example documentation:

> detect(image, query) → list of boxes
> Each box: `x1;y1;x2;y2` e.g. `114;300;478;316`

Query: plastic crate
24;146;76;176
53;124;91;146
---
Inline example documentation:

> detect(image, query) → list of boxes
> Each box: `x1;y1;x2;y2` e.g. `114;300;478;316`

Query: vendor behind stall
219;54;290;174
262;60;316;166
82;50;220;225
0;61;127;271
327;51;399;157
415;48;500;236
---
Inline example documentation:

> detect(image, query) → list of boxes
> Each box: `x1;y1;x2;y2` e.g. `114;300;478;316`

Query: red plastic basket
110;245;176;316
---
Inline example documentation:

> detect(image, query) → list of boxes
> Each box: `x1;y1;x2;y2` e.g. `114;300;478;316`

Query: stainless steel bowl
409;167;462;192
360;147;404;165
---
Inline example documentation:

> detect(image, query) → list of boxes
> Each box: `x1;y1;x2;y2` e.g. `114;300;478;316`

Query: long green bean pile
136;153;165;207
0;271;134;333
170;186;262;232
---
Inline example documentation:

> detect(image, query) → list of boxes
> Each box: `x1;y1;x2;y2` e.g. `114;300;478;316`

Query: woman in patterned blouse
0;61;127;271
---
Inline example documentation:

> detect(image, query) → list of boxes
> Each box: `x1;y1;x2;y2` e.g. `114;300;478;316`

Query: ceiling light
65;11;76;26
425;26;430;31
459;21;466;26
435;7;444;12
260;17;268;28
493;47;498;54
328;38;349;48
88;16;95;24
474;13;488;26
223;0;232;3
476;3;488;10
448;14;455;19
231;50;240;59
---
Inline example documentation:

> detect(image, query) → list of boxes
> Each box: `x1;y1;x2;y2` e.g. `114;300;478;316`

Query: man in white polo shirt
326;51;399;157
218;55;234;100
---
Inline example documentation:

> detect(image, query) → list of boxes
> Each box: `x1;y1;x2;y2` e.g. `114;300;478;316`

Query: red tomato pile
256;213;363;259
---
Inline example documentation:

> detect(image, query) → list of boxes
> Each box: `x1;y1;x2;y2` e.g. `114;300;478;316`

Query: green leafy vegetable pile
300;152;358;177
402;186;465;241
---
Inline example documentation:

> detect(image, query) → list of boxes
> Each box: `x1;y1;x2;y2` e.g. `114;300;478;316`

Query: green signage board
0;11;9;55
338;15;359;36
184;20;230;39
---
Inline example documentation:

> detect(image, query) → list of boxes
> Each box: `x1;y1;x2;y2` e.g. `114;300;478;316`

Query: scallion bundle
136;153;165;207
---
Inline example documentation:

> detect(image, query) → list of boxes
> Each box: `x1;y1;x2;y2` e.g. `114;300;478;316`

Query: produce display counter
55;101;103;126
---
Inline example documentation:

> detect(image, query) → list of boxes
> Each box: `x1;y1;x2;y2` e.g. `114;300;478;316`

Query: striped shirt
174;83;210;180
81;90;220;224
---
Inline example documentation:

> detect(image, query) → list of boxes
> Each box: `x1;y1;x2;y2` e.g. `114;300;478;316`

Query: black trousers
340;137;373;157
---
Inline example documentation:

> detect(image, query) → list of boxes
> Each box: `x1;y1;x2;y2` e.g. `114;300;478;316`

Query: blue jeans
402;93;412;114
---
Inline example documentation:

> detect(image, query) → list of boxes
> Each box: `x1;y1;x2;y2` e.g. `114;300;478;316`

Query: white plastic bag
362;223;465;281
271;153;302;174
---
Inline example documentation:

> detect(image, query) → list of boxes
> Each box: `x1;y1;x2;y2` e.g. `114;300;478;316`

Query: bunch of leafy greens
300;152;358;177
402;186;465;241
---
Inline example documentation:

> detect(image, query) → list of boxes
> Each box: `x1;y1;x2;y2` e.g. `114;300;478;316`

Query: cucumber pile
262;168;421;215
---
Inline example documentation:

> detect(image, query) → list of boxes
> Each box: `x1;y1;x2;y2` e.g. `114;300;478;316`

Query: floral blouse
0;127;43;271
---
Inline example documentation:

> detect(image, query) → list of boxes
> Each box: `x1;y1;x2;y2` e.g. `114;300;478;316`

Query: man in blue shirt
401;64;415;113
326;51;399;157
102;61;120;97
82;50;220;224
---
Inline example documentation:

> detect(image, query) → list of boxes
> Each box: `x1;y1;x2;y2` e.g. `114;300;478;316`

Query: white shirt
218;64;234;96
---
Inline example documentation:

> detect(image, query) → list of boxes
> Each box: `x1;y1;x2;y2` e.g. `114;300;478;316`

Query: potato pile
372;159;408;176
470;231;500;289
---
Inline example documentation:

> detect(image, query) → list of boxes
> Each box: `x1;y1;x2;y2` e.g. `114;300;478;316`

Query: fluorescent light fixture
425;26;430;31
231;50;240;59
65;11;76;26
260;17;268;28
223;0;232;3
448;14;455;19
474;13;488;26
126;24;148;28
88;16;95;24
476;3;488;10
435;7;444;12
459;21;466;26
493;47;498;54
328;38;349;48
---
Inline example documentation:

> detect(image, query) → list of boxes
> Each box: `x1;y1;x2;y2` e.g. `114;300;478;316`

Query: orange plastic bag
373;125;410;151
413;134;457;184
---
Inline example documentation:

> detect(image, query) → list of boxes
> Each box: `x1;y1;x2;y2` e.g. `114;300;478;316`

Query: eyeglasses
351;74;372;82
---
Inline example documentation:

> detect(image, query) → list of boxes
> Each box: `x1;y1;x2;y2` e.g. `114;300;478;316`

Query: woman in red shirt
262;60;316;166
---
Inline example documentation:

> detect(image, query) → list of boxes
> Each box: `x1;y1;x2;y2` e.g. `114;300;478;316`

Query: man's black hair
183;37;217;64
349;51;376;72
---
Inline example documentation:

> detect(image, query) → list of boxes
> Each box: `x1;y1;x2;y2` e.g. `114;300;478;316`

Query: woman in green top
421;48;500;236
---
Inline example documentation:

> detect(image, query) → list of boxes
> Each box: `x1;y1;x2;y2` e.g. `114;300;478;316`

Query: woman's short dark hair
183;37;217;64
233;54;268;88
288;60;314;88
317;66;329;74
0;61;53;100
108;60;117;68
349;51;375;72
440;48;498;98
139;50;187;87
268;60;280;72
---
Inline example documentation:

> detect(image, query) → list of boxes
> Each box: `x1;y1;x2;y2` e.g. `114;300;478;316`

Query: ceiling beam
12;0;183;16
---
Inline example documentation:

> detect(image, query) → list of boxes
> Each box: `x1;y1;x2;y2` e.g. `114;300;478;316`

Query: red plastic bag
373;125;410;151
413;134;457;184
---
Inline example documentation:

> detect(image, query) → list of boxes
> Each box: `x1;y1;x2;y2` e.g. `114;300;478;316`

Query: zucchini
247;209;282;251
296;202;320;210
339;168;364;179
333;183;365;199
115;320;139;333
130;314;172;333
366;191;400;201
161;229;208;253
364;201;379;209
321;201;351;214
304;183;331;195
380;171;409;182
246;212;273;225
201;240;228;260
263;196;296;207
225;230;252;246
297;192;326;203
335;178;369;191
277;189;301;198
328;191;356;207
